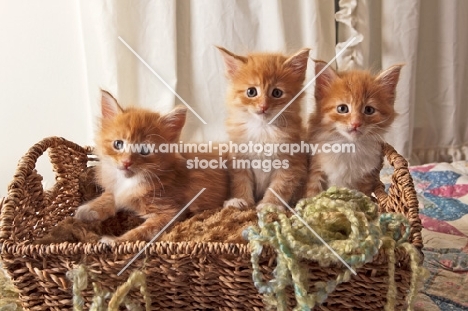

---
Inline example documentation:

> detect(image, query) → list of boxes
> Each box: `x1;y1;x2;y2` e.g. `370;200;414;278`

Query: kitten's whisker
365;126;388;139
141;169;157;204
156;169;174;172
140;167;165;197
277;113;288;128
143;163;166;169
365;132;386;143
380;123;401;131
149;172;165;196
370;117;392;126
144;164;174;173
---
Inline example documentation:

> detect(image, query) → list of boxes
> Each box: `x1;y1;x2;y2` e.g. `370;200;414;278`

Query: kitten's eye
113;140;124;150
139;147;151;156
337;104;349;114
246;87;258;97
364;106;375;115
271;88;283;98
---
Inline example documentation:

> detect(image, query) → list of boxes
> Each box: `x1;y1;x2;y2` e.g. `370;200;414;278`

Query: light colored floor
0;265;22;311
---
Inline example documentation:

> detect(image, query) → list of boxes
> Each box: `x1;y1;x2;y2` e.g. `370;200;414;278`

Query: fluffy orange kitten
75;90;229;243
306;61;403;197
217;47;310;210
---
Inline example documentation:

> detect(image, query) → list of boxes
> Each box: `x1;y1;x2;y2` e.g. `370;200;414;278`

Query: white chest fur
112;173;142;205
243;114;281;142
99;160;143;208
231;114;284;201
320;140;381;189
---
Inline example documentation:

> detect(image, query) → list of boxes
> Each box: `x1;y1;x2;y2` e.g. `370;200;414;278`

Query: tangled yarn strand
90;282;111;311
67;265;151;311
108;270;150;311
246;187;426;310
67;265;88;311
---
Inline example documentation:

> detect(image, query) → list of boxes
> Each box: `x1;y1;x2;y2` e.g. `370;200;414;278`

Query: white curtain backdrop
336;0;468;164
78;0;468;164
78;0;336;143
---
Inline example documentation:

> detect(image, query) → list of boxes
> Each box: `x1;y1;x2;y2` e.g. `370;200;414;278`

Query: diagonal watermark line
118;36;207;125
117;188;206;276
268;188;357;275
268;36;357;125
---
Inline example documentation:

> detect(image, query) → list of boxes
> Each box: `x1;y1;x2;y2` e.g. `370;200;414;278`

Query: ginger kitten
75;90;229;243
306;61;403;197
217;47;310;210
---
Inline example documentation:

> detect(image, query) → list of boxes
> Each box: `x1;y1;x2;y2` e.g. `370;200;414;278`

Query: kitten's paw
256;202;286;212
74;204;100;222
99;236;117;245
223;198;252;209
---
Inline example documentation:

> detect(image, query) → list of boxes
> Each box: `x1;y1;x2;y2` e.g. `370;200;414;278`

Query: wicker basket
0;137;423;310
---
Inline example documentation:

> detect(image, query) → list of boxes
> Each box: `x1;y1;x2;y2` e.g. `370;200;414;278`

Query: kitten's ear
161;106;187;142
376;64;404;101
216;46;247;78
314;60;338;102
101;90;123;119
284;48;310;76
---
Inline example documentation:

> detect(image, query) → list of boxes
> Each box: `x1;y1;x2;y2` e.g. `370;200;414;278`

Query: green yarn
68;265;88;311
245;187;427;311
67;265;151;311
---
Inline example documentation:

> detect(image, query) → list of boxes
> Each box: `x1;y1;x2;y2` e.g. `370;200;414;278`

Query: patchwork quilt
381;161;468;310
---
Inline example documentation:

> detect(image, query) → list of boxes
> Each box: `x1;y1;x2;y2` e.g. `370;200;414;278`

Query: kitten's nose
122;159;132;169
259;104;269;113
351;122;361;129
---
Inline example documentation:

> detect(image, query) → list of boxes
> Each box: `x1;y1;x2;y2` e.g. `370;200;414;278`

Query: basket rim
0;240;253;256
1;239;412;269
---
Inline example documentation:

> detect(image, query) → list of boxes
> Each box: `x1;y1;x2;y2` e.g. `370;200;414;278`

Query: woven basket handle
0;137;92;241
374;143;423;250
375;143;413;212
